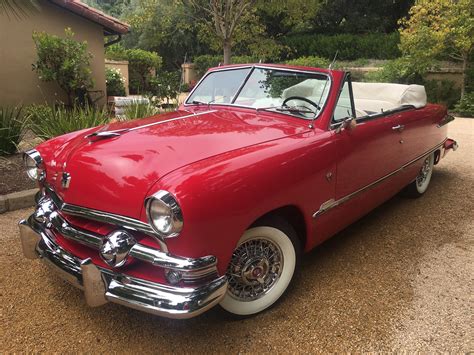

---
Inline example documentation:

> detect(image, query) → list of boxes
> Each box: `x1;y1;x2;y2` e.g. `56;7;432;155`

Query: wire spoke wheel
415;153;434;194
220;223;299;316
403;152;435;198
227;237;283;301
416;156;432;188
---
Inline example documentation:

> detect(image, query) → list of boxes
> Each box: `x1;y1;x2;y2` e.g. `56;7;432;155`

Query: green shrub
0;106;26;155
466;63;474;94
193;55;258;78
123;102;159;120
105;44;129;61
28;104;109;139
424;80;460;109
285;56;330;68
106;68;126;97
282;32;401;61
364;58;424;84
127;49;162;94
181;83;191;92
106;45;163;94
193;55;221;78
453;92;474;117
32;28;94;106
149;71;181;105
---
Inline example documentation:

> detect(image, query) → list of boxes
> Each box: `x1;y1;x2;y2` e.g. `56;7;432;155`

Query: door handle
392;124;405;132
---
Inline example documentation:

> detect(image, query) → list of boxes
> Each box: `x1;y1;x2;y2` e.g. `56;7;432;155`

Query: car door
332;75;402;200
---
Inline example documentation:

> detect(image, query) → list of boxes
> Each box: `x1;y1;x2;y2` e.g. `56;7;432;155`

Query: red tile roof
48;0;130;35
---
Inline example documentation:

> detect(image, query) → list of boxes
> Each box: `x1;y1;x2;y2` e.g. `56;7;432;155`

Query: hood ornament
61;172;71;189
85;130;122;142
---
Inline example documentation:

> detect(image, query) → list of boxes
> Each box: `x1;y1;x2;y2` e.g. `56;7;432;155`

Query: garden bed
0;154;36;195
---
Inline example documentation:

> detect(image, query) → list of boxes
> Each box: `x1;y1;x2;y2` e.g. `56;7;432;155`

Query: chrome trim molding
145;190;184;238
18;218;227;319
44;185;162;244
32;194;218;281
437;114;455;128
313;140;447;218
24;149;43;166
183;65;332;122
23;149;45;182
87;110;217;139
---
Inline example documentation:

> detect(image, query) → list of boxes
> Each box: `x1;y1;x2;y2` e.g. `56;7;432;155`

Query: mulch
0;154;36;195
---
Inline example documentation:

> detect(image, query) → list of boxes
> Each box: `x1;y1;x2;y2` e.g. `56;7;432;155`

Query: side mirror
335;116;356;133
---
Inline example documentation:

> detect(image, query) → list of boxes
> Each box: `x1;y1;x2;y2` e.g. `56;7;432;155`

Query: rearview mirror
335;116;356;133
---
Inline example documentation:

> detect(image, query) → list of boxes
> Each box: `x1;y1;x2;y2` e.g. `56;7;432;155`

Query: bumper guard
18;216;227;319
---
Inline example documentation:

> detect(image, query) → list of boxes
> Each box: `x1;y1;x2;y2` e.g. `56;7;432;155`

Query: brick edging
0;188;38;214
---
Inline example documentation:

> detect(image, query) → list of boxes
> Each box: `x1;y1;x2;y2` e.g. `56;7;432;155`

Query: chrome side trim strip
313;140;447;218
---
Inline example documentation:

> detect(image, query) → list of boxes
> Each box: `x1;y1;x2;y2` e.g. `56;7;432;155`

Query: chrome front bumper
18;216;228;319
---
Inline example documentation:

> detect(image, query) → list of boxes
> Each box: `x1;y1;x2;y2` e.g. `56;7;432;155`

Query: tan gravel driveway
1;118;473;353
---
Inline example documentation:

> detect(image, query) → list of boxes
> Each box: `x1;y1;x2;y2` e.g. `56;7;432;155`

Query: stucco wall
0;0;106;107
181;63;198;86
105;60;129;96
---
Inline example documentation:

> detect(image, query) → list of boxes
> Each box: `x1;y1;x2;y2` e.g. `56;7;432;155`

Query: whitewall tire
220;221;300;316
404;152;435;197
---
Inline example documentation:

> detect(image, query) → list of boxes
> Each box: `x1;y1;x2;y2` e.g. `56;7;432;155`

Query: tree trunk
223;39;232;65
461;55;467;99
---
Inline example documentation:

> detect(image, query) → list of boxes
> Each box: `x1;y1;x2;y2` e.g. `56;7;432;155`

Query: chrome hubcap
227;238;283;301
416;157;431;187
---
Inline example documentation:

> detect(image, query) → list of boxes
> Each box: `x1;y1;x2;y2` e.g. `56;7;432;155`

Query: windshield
186;67;331;120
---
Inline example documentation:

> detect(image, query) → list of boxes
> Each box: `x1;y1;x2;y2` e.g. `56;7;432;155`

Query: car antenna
177;52;187;110
329;50;339;71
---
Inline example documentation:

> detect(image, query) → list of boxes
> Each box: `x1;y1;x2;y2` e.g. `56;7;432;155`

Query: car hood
39;108;308;218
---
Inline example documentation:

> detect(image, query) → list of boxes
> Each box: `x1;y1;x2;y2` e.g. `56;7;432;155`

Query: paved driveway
1;118;472;352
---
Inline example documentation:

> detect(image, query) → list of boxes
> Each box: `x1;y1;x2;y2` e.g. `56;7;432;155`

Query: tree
399;0;473;97
32;28;94;106
307;0;414;34
126;49;162;94
123;0;205;70
186;0;256;64
82;0;130;18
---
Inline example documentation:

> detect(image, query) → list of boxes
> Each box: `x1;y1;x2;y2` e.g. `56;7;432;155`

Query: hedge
193;55;258;77
106;45;162;94
282;32;401;61
285;56;330;68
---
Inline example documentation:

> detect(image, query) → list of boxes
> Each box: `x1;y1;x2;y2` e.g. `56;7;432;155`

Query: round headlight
23;149;44;181
24;155;38;180
146;190;183;237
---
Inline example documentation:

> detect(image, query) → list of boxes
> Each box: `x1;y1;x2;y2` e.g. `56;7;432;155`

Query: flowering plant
106;67;126;96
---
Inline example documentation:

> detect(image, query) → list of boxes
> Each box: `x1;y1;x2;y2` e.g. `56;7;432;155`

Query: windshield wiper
257;105;317;116
191;100;209;105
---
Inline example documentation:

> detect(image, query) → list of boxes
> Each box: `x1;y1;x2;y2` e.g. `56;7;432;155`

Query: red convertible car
19;64;458;318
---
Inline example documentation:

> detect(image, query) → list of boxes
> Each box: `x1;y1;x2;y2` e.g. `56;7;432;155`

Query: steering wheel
282;96;321;111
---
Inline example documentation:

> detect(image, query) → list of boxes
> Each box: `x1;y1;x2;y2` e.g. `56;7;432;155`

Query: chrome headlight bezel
23;149;45;182
145;190;183;238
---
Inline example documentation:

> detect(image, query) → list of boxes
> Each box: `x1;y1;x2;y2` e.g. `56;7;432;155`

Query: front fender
144;130;336;275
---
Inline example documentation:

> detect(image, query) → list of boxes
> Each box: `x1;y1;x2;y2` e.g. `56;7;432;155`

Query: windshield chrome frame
184;65;333;121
